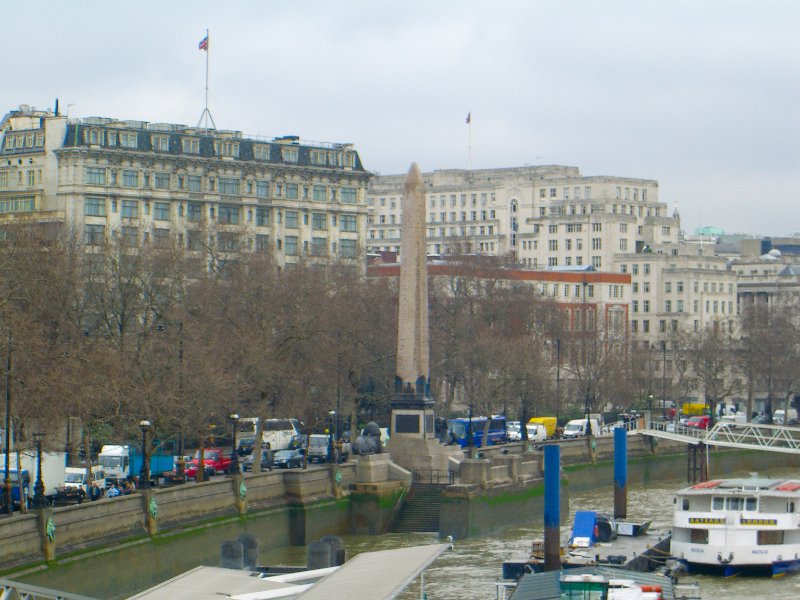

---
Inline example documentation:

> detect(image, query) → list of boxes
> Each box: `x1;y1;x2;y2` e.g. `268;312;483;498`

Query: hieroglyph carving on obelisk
395;163;429;398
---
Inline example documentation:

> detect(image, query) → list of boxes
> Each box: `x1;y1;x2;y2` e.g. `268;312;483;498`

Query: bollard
320;535;345;566
543;444;560;572
307;539;332;570
613;427;627;520
221;540;244;570
238;533;259;569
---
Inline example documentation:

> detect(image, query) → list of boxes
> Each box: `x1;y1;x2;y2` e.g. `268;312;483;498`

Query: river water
18;470;800;599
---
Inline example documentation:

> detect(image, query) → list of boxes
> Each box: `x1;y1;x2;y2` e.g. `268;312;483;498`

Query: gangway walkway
640;420;800;454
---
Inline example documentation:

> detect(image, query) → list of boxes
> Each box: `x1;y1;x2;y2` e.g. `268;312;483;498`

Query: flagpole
204;28;209;118
467;112;472;171
197;29;216;131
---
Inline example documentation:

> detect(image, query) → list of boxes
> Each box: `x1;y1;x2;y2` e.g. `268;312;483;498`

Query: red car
185;448;232;478
685;415;711;430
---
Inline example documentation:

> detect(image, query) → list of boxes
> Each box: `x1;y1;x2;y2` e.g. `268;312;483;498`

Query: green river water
15;471;800;599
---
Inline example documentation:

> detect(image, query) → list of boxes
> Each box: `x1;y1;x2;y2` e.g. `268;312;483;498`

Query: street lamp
661;341;667;420
3;332;12;514
229;413;240;475
32;432;46;509
327;411;336;464
648;394;654;425
139;420;151;489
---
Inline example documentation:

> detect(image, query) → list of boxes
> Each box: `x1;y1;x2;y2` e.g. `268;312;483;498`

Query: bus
446;415;507;448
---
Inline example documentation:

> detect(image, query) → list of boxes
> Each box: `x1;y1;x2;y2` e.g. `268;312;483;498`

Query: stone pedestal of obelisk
386;163;462;473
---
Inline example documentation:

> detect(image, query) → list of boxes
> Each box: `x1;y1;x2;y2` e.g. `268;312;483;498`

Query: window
644;264;651;275
311;237;327;256
592;238;602;250
312;185;326;201
85;224;105;246
214;140;240;158
218;205;240;224
186;175;201;192
119;132;137;148
219;178;240;195
284;235;298;255
285;210;298;228
341;187;357;203
285;183;299;199
85;197;106;217
256;207;270;226
187;230;204;251
312;213;327;230
181;138;200;155
592;256;602;268
340;214;357;232
592;223;602;232
121;200;138;219
255;234;269;252
632;300;639;313
255;180;270;198
643;300;650;312
340;239;357;257
153;228;170;247
281;147;299;162
154;202;170;221
217;232;240;252
151;135;169;152
548;239;558;251
154;172;170;190
85;167;106;185
121;170;139;187
642;320;650;333
187;202;202;222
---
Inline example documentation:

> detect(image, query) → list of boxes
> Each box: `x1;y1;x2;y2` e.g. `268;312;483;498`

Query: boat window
745;497;757;511
690;529;709;544
712;497;724;510
788;501;795;513
757;530;784;545
726;497;744;511
682;498;690;510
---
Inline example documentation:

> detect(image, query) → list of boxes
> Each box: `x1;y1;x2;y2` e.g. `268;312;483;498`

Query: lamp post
648;393;654;425
157;321;185;482
139;420;151;489
555;339;561;424
661;341;667;420
229;413;240;475
3;331;12;515
32;432;46;509
327;411;336;464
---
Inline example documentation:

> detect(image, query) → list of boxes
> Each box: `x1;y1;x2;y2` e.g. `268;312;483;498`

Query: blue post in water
614;427;627;520
544;444;561;571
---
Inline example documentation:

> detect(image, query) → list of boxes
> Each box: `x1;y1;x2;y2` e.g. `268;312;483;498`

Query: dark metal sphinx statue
353;422;383;455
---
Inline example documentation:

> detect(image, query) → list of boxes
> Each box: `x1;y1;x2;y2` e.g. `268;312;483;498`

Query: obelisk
388;163;451;472
395;162;430;397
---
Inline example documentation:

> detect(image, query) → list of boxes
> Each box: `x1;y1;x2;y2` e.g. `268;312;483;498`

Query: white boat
671;474;800;577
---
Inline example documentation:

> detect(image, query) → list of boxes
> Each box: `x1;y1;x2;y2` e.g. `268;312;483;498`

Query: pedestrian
124;479;136;494
107;483;121;498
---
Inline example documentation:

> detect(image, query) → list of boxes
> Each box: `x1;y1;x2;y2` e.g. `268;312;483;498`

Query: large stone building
0;104;371;268
366;166;680;271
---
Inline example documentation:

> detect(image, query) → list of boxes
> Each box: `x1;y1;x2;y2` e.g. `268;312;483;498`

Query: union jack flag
198;35;209;51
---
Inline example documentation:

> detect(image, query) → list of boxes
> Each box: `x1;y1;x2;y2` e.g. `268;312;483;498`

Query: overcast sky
4;1;798;236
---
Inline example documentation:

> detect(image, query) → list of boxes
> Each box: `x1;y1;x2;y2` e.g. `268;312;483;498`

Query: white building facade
0;105;371;269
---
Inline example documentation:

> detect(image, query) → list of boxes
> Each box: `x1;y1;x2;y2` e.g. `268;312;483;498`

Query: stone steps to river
389;484;445;533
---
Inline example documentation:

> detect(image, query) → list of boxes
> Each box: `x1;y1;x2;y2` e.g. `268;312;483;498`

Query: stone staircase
388;484;446;533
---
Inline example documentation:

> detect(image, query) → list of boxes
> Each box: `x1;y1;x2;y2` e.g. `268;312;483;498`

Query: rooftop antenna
197;29;217;132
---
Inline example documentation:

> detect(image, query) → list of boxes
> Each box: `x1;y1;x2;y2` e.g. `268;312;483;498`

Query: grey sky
3;0;798;236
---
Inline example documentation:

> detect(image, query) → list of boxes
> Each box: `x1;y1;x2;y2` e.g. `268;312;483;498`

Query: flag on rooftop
466;112;471;124
199;35;209;51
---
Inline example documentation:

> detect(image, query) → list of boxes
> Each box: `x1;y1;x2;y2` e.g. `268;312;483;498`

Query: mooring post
544;444;561;571
613;427;627;520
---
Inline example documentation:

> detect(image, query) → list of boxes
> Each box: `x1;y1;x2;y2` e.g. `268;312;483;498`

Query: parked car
185;448;231;478
272;448;305;469
506;421;521;441
237;436;255;456
685;415;711;430
242;448;274;472
288;434;308;450
752;413;771;424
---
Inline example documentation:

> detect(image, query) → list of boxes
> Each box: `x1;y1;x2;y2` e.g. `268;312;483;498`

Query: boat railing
494;579;517;600
645;420;708;440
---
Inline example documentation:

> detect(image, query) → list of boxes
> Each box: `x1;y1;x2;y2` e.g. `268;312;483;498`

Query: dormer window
281;147;298;163
151;135;169;152
182;138;200;154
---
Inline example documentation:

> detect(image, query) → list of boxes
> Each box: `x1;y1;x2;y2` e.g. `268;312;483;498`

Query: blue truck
99;445;175;486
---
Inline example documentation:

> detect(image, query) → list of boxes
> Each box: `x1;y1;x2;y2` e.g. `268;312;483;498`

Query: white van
562;418;601;438
773;409;798;425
